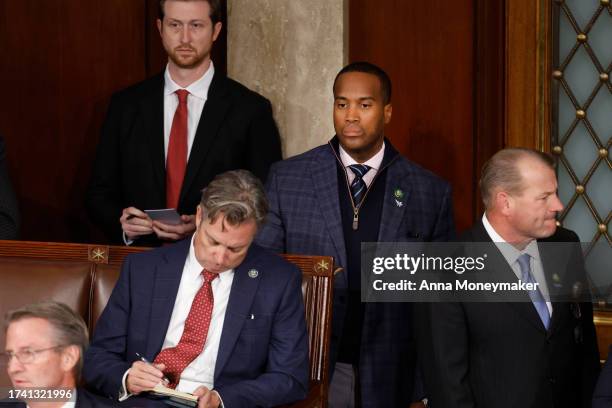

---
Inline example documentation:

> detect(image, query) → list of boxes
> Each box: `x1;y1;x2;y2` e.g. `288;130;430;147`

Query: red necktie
166;89;189;209
153;270;217;388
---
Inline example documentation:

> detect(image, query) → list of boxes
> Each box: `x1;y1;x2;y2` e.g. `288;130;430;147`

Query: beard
168;45;208;69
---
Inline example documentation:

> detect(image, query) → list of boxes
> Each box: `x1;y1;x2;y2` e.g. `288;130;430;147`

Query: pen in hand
135;352;170;385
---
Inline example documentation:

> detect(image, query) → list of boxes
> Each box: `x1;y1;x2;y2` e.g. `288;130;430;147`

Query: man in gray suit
256;62;455;407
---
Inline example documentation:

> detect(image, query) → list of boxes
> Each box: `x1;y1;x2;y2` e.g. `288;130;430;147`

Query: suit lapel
378;156;410;242
214;247;261;378
141;73;166;203
145;240;190;357
470;222;547;332
537;239;569;336
180;73;231;204
310;143;348;286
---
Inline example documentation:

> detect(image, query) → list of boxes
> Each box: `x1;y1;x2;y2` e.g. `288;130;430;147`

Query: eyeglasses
0;346;64;365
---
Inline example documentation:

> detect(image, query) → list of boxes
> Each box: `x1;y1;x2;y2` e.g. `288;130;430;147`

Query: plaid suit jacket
257;138;455;407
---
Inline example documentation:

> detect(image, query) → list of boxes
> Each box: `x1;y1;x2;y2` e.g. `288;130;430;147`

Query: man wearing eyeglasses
1;301;117;408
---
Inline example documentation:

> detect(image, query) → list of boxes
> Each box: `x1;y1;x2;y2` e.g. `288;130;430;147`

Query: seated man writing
83;170;309;408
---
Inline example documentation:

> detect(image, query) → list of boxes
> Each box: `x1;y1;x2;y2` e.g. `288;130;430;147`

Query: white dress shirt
339;142;385;188
163;62;215;162
122;64;215;246
162;234;234;393
482;213;553;315
120;235;233;399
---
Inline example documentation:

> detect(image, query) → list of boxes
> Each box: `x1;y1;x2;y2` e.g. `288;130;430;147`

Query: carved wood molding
505;0;552;151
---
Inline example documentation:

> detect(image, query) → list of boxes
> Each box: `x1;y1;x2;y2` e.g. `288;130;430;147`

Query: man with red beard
87;0;281;247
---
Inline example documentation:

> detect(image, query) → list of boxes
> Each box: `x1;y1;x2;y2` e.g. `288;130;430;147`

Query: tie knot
516;253;531;273
175;89;189;104
348;164;371;178
202;270;218;283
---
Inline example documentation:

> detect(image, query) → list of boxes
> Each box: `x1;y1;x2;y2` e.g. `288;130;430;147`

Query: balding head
480;148;555;210
480;148;563;246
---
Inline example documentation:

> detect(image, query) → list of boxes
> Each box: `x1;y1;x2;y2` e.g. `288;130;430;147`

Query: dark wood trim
504;0;552;150
145;0;166;76
214;0;228;76
473;0;506;219
0;239;145;266
594;311;612;361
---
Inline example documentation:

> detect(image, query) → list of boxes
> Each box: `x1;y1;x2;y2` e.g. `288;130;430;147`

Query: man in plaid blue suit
256;62;455;407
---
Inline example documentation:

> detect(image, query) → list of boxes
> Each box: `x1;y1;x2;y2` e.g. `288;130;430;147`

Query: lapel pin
248;269;259;278
393;189;405;207
250;314;255;319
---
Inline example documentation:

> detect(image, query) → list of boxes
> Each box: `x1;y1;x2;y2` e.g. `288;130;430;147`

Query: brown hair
159;0;222;24
199;170;268;227
158;0;222;25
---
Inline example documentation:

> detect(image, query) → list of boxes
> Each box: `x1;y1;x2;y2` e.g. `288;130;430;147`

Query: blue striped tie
517;253;550;330
348;164;371;206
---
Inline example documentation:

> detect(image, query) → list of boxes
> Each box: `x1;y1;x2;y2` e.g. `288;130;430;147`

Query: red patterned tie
166;89;189;209
153;270;217;388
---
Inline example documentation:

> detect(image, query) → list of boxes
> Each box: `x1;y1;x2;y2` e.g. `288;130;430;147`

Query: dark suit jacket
593;345;612;408
256;138;455;407
419;222;600;408
0;136;19;240
86;71;282;245
83;238;309;408
0;387;119;407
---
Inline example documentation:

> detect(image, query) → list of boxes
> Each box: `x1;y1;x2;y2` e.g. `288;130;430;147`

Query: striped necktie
348;164;371;206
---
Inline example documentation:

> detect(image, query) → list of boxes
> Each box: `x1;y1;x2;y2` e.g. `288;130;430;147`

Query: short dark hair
333;61;392;104
480;147;556;209
159;0;222;25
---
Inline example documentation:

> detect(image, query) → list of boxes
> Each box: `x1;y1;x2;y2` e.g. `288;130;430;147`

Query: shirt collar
187;234;233;282
339;141;385;171
482;213;540;264
164;61;215;100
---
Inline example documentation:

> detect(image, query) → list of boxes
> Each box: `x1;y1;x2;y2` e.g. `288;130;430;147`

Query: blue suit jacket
256;138;455;407
83;238;309;408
